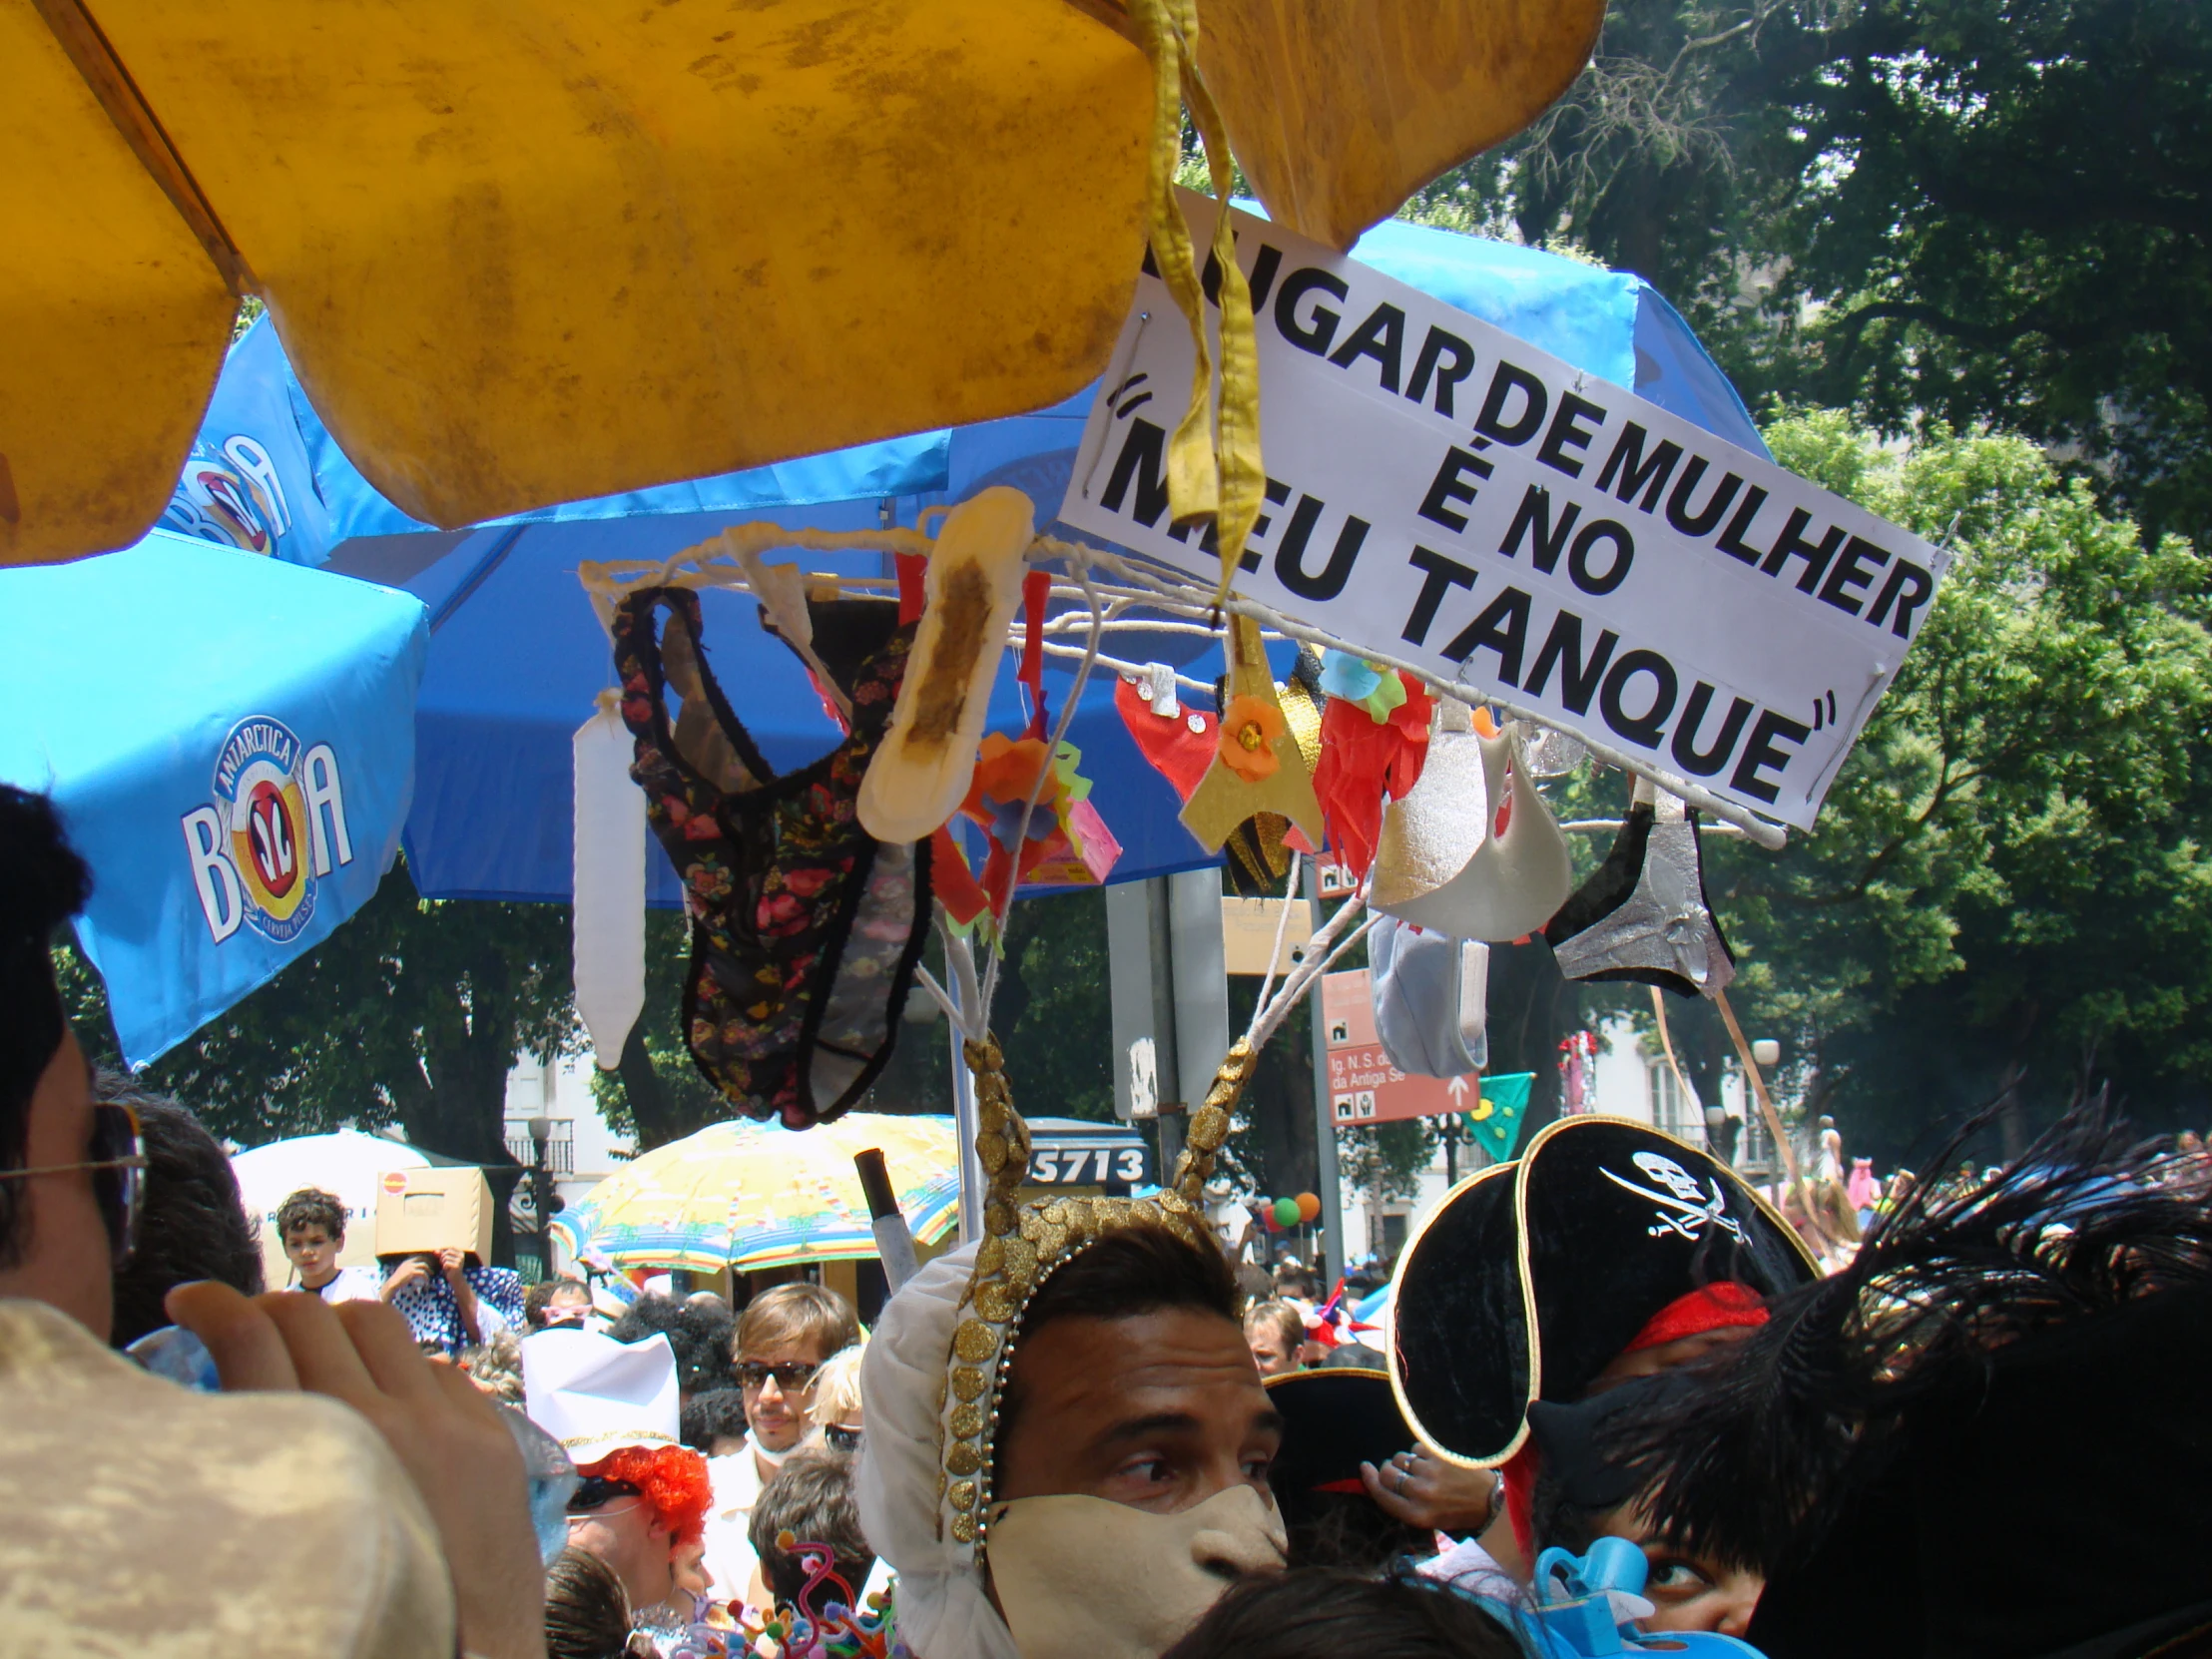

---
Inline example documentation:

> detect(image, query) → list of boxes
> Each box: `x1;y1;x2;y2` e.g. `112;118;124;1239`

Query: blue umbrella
156;218;1767;907
0;532;427;1065
323;515;1211;905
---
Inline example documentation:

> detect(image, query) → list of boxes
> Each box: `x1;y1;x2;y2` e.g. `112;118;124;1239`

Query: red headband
1620;1281;1769;1356
1502;1284;1769;1557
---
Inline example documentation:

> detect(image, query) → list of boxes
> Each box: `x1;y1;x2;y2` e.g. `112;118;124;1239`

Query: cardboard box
374;1166;493;1263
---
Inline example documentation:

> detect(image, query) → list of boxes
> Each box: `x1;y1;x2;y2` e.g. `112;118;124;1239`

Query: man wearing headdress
858;1220;1290;1659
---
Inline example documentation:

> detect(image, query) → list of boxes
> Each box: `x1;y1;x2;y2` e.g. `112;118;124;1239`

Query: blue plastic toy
1526;1538;1767;1658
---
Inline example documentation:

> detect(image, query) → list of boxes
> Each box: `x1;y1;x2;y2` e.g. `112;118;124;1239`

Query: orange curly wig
589;1443;713;1545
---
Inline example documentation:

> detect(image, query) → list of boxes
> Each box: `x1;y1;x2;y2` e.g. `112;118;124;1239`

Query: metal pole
1305;862;1345;1286
526;1115;554;1278
1442;1112;1458;1187
948;969;984;1245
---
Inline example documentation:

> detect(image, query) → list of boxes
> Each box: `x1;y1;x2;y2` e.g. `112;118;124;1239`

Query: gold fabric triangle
1180;617;1326;851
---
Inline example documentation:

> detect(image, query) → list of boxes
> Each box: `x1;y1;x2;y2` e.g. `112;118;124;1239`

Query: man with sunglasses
700;1282;860;1611
0;784;543;1659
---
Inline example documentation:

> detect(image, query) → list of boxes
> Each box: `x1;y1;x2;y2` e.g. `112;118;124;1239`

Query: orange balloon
1295;1192;1322;1225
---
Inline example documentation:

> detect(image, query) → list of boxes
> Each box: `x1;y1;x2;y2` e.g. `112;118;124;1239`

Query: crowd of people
8;776;2212;1659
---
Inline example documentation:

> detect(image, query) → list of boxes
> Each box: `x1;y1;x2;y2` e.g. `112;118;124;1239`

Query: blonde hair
809;1345;864;1431
1244;1299;1307;1356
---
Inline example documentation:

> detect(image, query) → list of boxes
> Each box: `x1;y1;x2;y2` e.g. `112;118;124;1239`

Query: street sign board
1321;968;1477;1126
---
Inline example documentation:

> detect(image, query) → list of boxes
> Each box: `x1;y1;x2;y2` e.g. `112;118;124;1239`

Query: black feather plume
1597;1092;2212;1574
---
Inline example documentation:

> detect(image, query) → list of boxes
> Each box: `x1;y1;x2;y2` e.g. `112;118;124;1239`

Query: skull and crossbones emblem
1600;1151;1748;1245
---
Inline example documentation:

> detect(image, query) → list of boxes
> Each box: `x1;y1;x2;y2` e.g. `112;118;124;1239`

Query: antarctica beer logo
163;433;293;557
182;717;356;945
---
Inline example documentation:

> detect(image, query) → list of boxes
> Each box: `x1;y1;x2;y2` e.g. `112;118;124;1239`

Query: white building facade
501;1051;634;1276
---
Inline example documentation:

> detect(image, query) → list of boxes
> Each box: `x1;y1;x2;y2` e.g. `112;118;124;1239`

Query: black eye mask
612;587;932;1129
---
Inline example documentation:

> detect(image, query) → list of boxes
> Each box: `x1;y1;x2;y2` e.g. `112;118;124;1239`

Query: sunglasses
567;1474;643;1515
738;1360;820;1392
0;1101;144;1268
823;1423;861;1452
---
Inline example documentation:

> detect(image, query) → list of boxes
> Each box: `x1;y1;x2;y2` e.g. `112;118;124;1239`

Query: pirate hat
1390;1117;1815;1468
1264;1368;1417;1526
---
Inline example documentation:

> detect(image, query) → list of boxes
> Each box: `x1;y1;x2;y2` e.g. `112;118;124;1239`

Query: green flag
1462;1072;1533;1164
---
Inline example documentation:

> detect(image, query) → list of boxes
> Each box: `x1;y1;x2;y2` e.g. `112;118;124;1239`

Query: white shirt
700;1450;764;1611
303;1265;386;1305
1418;1535;1524;1606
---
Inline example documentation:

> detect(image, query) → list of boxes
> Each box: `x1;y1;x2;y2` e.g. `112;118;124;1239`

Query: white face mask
985;1484;1288;1659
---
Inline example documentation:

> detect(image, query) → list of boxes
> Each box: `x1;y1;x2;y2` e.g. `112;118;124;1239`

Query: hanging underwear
612;588;932;1129
1368;913;1488;1078
1543;792;1734;997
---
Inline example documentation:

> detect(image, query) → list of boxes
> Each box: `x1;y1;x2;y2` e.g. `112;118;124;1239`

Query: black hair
1278;1490;1436;1577
994;1221;1242;1482
1528;1466;1603;1559
0;787;92;1269
1316;1342;1386;1371
1161;1568;1527;1659
276;1186;347;1246
609;1292;739;1394
1019;1221;1242;1337
747;1447;873;1608
527;1277;591;1329
104;1076;265;1346
1606;1094;2212;1580
544;1546;632;1659
1274;1264;1322;1300
680;1386;751;1453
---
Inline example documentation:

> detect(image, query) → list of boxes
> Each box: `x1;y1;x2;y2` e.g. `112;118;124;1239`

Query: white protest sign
1058;195;1948;830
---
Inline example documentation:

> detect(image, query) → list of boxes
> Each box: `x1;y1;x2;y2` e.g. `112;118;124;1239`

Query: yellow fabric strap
1129;0;1264;603
1175;1;1265;603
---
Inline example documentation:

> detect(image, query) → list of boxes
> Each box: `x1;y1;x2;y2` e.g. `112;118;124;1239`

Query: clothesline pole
946;959;984;1246
1304;859;1345;1287
1714;986;1832;1257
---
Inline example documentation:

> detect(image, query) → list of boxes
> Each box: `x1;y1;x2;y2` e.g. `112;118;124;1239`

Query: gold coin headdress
931;862;1377;1557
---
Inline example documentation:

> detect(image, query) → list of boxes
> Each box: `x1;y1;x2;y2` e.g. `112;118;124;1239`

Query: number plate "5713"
1027;1144;1152;1186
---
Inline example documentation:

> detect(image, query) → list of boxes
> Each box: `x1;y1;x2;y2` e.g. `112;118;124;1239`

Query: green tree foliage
1418;0;2212;546
1624;413;2212;1161
586;909;725;1151
63;859;576;1165
1337;1119;1441;1205
991;888;1117;1123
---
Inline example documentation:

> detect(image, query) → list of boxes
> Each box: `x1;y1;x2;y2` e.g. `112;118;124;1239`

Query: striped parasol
548;1112;960;1275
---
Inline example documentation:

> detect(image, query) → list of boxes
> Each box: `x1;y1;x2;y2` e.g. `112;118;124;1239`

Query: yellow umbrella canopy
549;1112;961;1276
4;0;1603;569
4;0;1152;566
1198;0;1606;251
